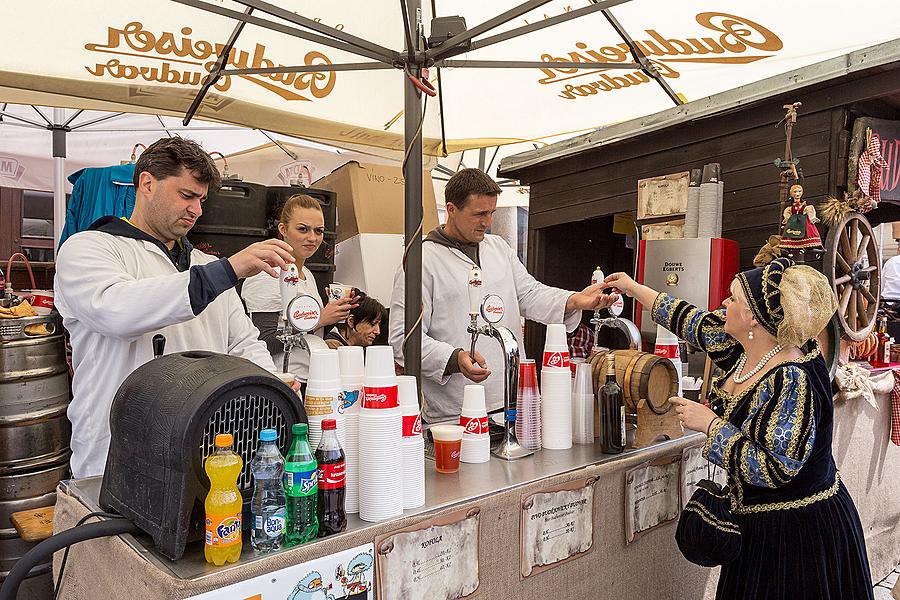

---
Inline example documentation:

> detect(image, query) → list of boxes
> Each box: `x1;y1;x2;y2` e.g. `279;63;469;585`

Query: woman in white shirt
241;194;356;381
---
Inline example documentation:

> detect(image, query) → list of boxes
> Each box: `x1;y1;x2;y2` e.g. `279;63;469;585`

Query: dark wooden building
499;41;900;360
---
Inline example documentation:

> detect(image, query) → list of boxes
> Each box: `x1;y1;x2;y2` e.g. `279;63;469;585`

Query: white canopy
2;1;898;155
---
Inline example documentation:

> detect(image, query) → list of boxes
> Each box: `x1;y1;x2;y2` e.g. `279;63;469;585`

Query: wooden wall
504;64;900;361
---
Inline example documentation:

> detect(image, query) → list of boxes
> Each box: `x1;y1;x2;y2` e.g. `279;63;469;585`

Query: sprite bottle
283;422;319;545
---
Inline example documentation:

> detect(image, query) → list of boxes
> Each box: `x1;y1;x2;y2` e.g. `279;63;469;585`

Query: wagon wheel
822;212;881;342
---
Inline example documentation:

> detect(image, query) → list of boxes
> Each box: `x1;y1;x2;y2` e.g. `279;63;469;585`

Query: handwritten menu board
376;508;480;600
520;477;596;578
625;455;681;543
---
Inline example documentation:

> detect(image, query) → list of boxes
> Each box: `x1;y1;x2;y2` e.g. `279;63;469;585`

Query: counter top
61;433;702;582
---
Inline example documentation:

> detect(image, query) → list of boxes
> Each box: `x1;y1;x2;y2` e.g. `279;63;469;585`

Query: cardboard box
333;233;405;306
313;161;439;244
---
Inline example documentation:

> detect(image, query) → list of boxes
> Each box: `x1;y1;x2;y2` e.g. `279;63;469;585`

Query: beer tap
589;267;641;350
276;265;324;372
466;268;532;460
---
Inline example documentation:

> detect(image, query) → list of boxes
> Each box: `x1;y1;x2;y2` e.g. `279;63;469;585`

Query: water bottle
250;429;287;553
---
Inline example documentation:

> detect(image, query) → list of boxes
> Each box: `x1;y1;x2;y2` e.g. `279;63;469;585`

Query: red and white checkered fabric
890;369;900;446
857;132;888;210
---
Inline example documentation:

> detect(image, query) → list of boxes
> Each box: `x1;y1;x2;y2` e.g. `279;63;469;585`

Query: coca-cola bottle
315;418;347;537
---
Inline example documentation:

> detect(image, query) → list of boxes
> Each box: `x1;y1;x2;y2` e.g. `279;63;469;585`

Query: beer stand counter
53;383;900;600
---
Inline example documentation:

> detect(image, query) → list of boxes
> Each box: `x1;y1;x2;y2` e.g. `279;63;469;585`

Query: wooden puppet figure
781;184;823;255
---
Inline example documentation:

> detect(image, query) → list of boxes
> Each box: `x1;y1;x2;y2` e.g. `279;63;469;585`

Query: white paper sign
184;543;375;599
521;483;594;577
377;513;479;600
681;445;728;509
625;459;681;542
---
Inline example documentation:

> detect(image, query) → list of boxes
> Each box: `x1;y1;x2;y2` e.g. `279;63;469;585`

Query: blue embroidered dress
652;293;873;600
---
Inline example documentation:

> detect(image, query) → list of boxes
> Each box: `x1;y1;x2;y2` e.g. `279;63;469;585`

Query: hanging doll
780;184;823;256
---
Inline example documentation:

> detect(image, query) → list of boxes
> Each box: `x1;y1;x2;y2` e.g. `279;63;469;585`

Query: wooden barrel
588;349;677;414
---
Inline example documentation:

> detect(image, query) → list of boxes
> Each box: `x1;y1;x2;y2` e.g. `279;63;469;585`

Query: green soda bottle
283;423;319;545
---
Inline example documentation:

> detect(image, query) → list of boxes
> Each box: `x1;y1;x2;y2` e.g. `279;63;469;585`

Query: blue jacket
60;164;135;248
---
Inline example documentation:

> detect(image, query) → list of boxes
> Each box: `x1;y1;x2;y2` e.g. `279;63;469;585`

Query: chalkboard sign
848;117;900;202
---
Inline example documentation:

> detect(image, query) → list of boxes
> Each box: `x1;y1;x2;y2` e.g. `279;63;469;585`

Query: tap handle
467;264;482;316
152;334;166;358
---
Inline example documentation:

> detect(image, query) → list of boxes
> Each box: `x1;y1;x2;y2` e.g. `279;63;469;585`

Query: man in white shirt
883;250;900;300
55;137;295;477
389;168;616;423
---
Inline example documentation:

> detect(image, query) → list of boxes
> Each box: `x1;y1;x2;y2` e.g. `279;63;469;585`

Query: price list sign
520;477;596;578
375;508;480;600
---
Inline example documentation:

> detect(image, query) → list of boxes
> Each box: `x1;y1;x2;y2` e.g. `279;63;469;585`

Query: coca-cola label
363;385;399;409
654;345;680;359
543;351;570;369
317;461;345;490
459;415;489;435
28;293;53;310
402;414;422;437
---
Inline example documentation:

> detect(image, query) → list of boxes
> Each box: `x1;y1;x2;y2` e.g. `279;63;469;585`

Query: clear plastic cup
430;425;464;473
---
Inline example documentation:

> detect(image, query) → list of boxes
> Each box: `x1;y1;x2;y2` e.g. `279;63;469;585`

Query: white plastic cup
461;384;487;413
309;349;340;382
23;290;54;315
338;346;365;378
460;433;491;463
545;323;567;347
365;346;396;378
397;375;420;409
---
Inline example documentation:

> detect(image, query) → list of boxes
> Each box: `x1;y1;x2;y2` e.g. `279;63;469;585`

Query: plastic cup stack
305;349;343;449
459;385;490;463
541;324;573;449
572;362;594;444
337;346;364;514
398;375;426;509
358;346;403;522
516;359;542;451
654;324;684;397
337;346;364;415
542;324;571;371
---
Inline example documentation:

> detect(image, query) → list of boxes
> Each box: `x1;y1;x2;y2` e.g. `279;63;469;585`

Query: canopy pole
402;0;424;393
52;108;66;258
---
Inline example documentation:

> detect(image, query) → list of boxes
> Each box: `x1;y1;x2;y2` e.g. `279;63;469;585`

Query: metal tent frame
173;0;682;386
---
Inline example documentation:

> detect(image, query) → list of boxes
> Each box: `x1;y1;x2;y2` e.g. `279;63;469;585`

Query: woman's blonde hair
279;194;322;223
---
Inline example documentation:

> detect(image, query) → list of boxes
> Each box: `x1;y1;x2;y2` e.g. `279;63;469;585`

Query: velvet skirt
716;483;873;599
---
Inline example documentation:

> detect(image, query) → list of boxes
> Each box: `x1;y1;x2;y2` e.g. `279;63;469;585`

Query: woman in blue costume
604;258;873;599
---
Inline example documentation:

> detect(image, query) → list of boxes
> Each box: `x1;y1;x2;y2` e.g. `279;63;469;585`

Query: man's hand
320;295;359;326
565;282;619;312
228;239;295;279
458;350;490;383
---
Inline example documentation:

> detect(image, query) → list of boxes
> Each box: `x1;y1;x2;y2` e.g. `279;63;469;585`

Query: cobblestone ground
874;565;899;600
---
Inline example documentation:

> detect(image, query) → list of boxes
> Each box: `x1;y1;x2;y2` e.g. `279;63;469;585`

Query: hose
0;518;139;600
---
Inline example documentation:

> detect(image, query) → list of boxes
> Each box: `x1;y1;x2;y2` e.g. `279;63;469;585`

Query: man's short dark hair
444;168;502;208
133;137;221;191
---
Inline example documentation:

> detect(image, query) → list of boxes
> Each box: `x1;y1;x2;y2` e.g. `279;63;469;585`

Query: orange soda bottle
204;433;244;565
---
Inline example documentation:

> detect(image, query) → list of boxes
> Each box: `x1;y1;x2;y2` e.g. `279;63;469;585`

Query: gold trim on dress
731;472;841;514
684;502;741;535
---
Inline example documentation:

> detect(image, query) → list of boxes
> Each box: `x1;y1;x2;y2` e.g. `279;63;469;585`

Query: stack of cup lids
541;324;572;450
459;385;490;463
398;375;425;509
654;324;684;397
358;346;403;522
337;346;364;514
305;349;343;449
516;359;542;451
572;362;594;445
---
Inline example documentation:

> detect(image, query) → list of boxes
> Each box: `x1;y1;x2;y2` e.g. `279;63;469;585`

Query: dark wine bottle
599;354;625;454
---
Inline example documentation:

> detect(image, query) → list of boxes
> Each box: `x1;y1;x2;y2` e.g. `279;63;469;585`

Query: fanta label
459;415;489;435
543;351;570;368
363;385;399;409
284;468;318;497
317;461;346;490
402;414;422;437
205;513;242;547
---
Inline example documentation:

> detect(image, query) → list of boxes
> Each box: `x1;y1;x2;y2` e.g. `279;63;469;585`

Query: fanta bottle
204;433;244;566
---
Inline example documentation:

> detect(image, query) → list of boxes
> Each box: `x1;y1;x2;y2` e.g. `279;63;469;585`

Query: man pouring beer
55;137;295;478
389;168;616;423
